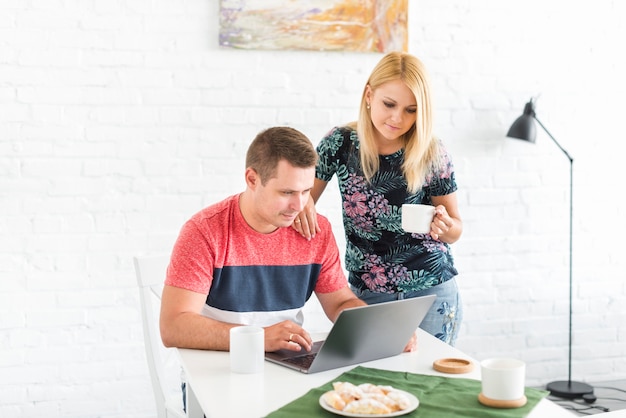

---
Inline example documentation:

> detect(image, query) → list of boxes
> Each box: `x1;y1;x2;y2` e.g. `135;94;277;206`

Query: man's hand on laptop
403;331;418;352
264;320;313;352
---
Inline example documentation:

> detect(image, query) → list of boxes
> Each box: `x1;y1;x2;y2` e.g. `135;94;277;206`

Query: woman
294;52;463;345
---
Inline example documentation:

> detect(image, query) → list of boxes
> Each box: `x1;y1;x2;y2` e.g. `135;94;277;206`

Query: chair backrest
134;255;185;418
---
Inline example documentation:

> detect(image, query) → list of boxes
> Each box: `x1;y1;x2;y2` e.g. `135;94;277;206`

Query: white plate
319;390;419;417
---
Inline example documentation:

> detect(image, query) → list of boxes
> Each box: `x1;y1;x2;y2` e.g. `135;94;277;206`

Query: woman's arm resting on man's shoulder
293;178;328;240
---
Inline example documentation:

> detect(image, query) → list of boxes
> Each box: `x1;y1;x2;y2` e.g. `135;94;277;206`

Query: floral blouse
316;126;459;293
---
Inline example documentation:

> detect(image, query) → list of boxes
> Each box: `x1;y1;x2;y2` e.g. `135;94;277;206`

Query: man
160;126;366;353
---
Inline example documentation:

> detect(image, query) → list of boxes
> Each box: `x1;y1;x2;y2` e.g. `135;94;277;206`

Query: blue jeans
182;382;206;417
352;278;462;346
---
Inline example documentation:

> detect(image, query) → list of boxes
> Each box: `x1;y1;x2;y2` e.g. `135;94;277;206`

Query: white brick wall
1;0;625;416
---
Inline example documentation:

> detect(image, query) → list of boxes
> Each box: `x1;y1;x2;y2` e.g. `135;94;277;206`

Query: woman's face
366;79;417;151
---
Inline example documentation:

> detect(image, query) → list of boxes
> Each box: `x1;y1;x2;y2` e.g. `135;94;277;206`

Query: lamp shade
507;100;537;143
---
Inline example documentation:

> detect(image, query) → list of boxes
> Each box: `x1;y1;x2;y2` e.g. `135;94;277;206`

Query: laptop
265;294;436;374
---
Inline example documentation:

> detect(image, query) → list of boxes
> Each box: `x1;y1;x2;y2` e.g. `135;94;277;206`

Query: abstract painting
219;0;408;53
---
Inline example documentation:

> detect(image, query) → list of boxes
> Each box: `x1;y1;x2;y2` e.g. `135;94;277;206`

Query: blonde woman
294;52;463;345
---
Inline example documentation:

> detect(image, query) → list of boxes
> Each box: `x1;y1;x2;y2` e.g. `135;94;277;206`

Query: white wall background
2;0;625;417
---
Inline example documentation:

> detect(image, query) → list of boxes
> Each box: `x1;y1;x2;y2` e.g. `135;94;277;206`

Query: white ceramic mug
402;204;435;234
480;358;526;401
230;326;264;374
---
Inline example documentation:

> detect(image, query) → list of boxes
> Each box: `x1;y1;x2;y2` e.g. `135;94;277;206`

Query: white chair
134;255;186;418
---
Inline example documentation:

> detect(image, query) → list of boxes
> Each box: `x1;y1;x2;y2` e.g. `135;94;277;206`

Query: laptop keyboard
283;353;317;369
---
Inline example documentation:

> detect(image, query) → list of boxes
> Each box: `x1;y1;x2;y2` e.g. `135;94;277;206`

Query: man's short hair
246;127;318;184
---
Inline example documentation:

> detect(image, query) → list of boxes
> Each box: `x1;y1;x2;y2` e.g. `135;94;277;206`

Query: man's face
246;159;315;233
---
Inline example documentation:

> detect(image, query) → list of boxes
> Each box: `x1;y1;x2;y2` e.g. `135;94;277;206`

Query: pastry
321;390;346;411
323;382;413;414
332;381;363;402
358;383;386;395
377;385;395;394
343;398;392;414
385;390;412;410
362;393;400;411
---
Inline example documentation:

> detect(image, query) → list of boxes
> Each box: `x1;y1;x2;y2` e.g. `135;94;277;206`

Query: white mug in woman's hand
402;204;435;234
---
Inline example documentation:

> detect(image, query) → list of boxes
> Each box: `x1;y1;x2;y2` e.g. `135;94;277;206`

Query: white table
596;411;626;417
177;329;575;418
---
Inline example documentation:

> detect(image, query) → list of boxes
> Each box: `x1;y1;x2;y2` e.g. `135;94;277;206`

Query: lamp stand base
547;380;594;399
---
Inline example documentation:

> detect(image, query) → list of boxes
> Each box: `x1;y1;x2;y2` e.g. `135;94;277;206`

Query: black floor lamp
507;99;594;399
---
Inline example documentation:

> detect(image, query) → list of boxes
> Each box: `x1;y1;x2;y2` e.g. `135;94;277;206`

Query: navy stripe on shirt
206;264;322;312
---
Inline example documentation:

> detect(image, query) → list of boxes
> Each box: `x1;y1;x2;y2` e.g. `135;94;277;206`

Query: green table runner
266;366;548;418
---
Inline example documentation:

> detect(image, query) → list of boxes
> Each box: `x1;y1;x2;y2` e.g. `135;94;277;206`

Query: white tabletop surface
593;411;626;417
177;328;575;418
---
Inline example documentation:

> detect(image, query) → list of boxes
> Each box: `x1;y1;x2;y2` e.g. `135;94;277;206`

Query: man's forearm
326;297;367;323
160;312;234;351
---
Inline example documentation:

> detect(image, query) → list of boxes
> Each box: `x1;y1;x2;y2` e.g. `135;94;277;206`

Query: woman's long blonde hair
352;51;442;193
